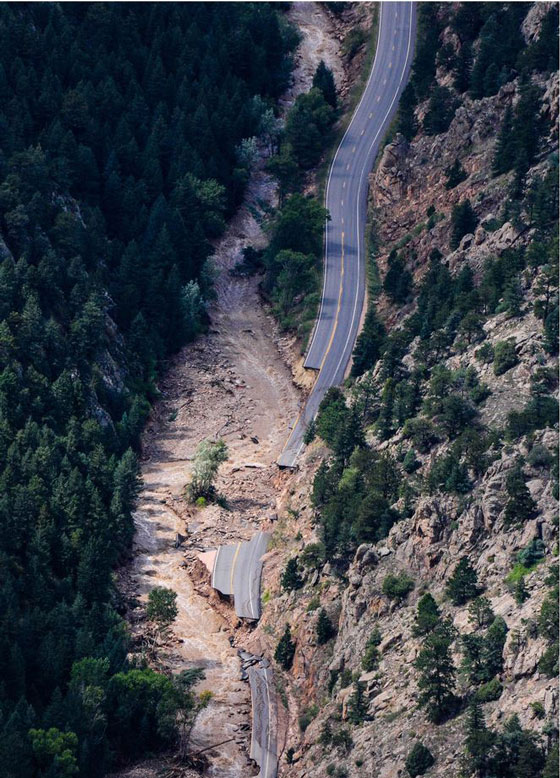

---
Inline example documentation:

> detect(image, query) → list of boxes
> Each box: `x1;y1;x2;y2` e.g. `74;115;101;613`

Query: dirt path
126;5;348;777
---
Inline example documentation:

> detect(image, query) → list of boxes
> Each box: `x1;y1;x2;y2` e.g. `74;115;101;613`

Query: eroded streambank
117;5;369;776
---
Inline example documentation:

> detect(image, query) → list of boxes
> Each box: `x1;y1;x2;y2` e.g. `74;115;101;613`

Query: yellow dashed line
318;232;345;372
230;542;242;592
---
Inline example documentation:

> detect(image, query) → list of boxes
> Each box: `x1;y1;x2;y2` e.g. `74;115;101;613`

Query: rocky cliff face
251;5;559;777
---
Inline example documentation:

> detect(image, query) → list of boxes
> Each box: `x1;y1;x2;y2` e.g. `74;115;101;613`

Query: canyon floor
112;5;373;776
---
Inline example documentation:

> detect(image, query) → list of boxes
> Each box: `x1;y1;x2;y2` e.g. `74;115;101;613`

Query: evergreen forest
0;4;295;775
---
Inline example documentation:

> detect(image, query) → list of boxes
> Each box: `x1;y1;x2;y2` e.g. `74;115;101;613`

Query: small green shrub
362;627;382;671
382;573;415;602
531;701;546;719
475;342;494;363
342;27;367;60
403;448;421;473
405;742;435;777
493;339;519;376
475;677;503;702
331;727;353;753
299;703;319;732
517;539;545;568
538;642;559;677
307;595;320;612
527;444;553;469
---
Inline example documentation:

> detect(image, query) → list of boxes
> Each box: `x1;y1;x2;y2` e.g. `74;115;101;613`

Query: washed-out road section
212;531;270;621
278;1;416;468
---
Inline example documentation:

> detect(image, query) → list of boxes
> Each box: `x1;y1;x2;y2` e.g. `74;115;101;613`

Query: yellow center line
318;231;345;372
279;231;346;454
230;542;242;593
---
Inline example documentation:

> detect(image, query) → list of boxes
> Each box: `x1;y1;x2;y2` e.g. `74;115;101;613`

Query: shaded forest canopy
0;3;295;776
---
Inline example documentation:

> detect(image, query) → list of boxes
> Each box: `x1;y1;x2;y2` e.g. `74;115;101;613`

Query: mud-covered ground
116;5;369;777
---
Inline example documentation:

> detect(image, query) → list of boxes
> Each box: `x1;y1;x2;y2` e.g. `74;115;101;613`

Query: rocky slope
249;5;559;778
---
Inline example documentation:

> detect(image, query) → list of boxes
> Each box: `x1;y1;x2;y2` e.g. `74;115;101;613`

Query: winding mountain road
278;1;416;468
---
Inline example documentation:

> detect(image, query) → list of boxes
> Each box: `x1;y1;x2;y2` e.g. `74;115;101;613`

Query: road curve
278;1;416;468
211;531;270;620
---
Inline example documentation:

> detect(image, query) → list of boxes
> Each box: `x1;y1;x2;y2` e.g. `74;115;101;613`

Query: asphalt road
278;1;416;468
211;531;270;620
248;661;277;778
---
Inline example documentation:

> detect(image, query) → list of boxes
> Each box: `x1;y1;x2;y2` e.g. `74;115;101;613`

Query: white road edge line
331;3;414;384
305;2;385;362
263;669;272;778
292;2;415;464
248;533;260;620
211;545;221;590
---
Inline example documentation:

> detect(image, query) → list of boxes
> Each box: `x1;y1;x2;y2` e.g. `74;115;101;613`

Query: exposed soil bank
119;5;366;776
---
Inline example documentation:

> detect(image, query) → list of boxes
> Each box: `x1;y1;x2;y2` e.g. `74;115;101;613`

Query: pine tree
414;620;457;723
405;742;435;777
396;82;417;141
346;680;368;724
465;700;495;774
467;596;495;629
445;158;468;190
351;305;386;377
492;106;515;176
503;276;523;317
281;558;303;592
483;616;508;679
413;593;441;636
274;624;296;670
424;86;458;136
316;608;335;644
312;60;337;109
450;199;478;250
446;557;480;605
453;42;473;93
543;743;559;778
504;463;537;526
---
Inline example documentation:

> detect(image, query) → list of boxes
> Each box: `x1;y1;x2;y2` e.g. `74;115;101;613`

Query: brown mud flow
125;4;354;775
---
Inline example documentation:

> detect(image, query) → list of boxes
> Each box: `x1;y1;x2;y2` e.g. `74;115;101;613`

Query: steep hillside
0;5;296;776
252;5;559;778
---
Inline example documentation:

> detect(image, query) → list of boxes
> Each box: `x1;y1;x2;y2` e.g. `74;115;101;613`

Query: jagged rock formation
251;4;559;777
